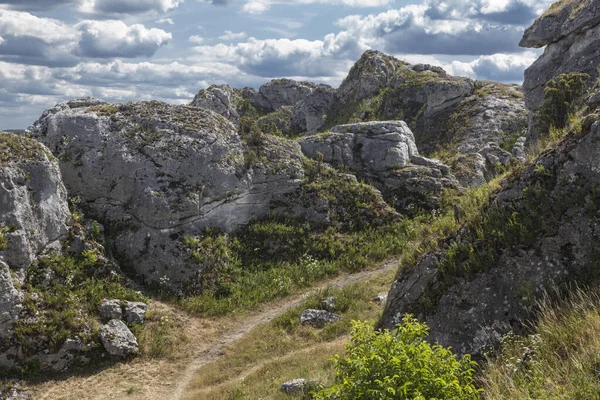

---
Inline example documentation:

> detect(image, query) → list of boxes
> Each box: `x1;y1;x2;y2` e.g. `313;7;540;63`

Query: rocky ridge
380;0;600;357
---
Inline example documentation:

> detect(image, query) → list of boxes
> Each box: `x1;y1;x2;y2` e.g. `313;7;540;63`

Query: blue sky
0;0;554;129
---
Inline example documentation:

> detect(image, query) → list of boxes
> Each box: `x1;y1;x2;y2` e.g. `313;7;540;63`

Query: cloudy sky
0;0;553;129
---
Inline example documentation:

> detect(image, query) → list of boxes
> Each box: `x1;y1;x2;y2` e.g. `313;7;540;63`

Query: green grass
13;251;146;356
482;287;600;399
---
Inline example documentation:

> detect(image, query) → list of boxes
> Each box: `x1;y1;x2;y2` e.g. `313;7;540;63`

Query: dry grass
541;0;588;19
26;262;397;400
482;287;600;400
183;268;396;399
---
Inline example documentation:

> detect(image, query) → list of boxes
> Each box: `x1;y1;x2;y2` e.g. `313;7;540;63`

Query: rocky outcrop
0;261;22;341
100;319;138;357
380;111;600;356
292;85;337;134
258;79;315;110
299;121;459;212
521;0;600;112
337;50;402;105
30;99;304;293
300;121;419;174
0;133;70;347
190;84;244;125
124;301;147;325
0;133;70;273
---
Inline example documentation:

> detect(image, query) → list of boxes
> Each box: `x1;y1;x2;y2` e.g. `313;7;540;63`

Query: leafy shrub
315;316;481;400
537;72;589;133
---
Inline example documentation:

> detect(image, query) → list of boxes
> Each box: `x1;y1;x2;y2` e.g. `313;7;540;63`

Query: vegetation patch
315;317;481;400
13;250;145;356
482;287;600;399
0;133;52;166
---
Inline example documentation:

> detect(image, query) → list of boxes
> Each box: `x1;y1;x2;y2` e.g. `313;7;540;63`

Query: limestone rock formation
521;0;600;112
30;99;304;293
337;50;402;105
299;121;459;212
0;261;22;341
100;319;139;357
190;84;244;125
0;133;70;273
380;115;600;355
258;78;315;110
292;84;337;135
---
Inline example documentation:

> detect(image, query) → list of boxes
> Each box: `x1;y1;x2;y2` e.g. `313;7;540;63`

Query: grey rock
300;309;341;328
373;294;387;304
320;296;336;312
39;338;90;371
259;79;315;110
337;50;401;104
292;85;337;134
512;137;527;162
0;381;31;400
30;99;304;293
300;121;458;212
520;0;600;48
124;301;147;325
99;319;138;357
380;116;600;356
280;378;315;394
0;133;70;272
190;84;243;125
0;261;23;340
522;2;600;113
450;153;487;188
97;299;122;321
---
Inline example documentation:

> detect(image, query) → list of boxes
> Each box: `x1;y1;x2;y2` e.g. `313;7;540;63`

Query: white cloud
79;0;184;15
76;20;172;58
241;0;389;14
218;31;247;41
0;0;77;11
189;35;204;45
156;17;174;24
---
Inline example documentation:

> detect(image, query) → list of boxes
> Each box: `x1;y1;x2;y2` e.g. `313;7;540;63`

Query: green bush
537;72;589;133
315;316;481;400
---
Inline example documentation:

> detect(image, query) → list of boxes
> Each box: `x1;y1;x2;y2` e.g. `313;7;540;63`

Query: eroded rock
300;309;341;328
100;319;138;357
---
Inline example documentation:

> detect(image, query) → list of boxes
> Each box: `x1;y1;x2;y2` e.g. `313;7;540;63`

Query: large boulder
299;121;459;212
0;133;70;273
30;99;304;293
300;121;419;174
99;319;138;357
521;0;600;112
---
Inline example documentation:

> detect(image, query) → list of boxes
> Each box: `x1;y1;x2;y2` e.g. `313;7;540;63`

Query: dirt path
172;258;398;400
30;259;398;400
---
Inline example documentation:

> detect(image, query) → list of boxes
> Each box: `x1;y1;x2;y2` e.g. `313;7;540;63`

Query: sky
0;0;554;129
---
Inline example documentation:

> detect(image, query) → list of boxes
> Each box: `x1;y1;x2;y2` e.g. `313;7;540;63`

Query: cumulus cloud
218;31;247;41
156;17;174;24
241;0;389;14
189;35;204;44
76;20;171;58
79;0;184;15
0;10;79;66
0;0;77;11
424;0;555;25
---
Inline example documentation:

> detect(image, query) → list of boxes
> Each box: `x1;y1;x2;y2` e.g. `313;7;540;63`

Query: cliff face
521;0;600;112
379;0;600;356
